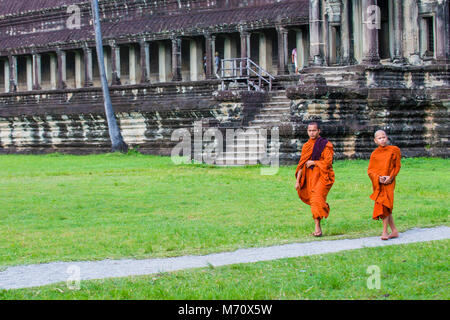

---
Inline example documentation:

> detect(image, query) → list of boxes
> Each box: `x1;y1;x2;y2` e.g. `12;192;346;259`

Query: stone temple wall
0;63;448;164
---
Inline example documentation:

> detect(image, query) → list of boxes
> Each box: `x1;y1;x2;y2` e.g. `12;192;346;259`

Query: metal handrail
219;58;275;91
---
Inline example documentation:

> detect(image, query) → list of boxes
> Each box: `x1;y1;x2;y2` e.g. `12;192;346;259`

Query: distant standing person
367;130;401;241
203;53;207;74
291;48;298;74
295;122;335;237
214;52;221;78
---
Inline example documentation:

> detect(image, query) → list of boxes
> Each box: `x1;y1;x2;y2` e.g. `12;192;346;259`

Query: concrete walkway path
1;226;449;290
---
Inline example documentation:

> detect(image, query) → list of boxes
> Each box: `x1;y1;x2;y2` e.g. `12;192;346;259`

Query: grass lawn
0;154;448;268
1;240;448;300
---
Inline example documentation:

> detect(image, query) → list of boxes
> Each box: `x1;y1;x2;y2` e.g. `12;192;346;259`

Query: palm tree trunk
91;0;128;153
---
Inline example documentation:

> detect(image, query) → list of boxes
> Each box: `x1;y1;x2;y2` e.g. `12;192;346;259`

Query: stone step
262;101;291;106
259;107;290;112
253;114;288;120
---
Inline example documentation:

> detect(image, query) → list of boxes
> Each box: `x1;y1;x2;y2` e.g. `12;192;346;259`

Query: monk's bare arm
295;168;302;189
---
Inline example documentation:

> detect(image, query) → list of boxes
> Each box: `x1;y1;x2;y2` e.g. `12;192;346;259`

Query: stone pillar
240;30;250;77
340;0;351;65
362;0;380;64
352;0;363;63
297;28;310;69
392;1;404;63
158;42;171;82
140;40;150;83
4;59;9;92
211;35;218;76
259;33;273;73
32;53;41;90
328;25;337;65
8;55;17;92
224;36;237;76
56;49;67;89
171;37;182;81
83;46;93;87
50;53;57;89
323;10;330;65
277;26;289;75
129;45;137;85
190;38;204;81
26;56;33;91
75;51;83;88
309;0;324;65
205;33;213;79
110;41;121;85
435;3;449;63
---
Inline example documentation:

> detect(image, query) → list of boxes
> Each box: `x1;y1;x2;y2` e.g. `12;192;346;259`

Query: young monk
295;122;335;237
367;130;401;240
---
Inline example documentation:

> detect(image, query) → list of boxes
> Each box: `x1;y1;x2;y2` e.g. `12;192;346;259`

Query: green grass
0;154;448;267
1;240;448;300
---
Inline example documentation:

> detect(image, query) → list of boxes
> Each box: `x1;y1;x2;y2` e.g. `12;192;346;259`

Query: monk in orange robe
295;122;335;237
368;130;401;240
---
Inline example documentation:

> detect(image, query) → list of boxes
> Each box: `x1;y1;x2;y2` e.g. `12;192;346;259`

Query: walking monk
368;130;401;240
295;122;335;237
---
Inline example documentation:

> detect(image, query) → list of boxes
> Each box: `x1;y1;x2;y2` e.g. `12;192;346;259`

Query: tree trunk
91;0;128;153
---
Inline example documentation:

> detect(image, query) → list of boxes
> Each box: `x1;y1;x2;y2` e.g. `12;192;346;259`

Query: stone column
224;36;237;77
32;53;42;90
75;51;83;88
211;35;217;76
340;0;351;65
259;33;273;73
3;59;9;92
277;26;289;75
56;49;67;89
158;42;171;82
362;0;380;64
83;46;93;87
205;33;213;79
26;56;33;91
140;40;150;83
129;45;137;85
435;3;449;63
50;54;57;89
309;0;324;65
239;30;250;77
392;1;404;63
110;41;121;85
8;55;17;92
171;37;182;81
190;38;203;81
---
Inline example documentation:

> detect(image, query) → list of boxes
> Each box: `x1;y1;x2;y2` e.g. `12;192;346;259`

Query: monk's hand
295;181;300;190
384;176;393;184
306;160;315;168
379;176;386;184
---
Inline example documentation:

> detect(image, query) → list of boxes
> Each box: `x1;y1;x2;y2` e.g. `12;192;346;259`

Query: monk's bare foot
388;231;399;239
381;232;389;241
312;231;322;237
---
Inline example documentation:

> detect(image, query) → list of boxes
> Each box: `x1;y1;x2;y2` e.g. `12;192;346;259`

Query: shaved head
374;130;389;147
374;130;387;138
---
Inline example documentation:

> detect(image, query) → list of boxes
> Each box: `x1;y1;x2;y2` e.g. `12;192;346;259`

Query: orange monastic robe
367;145;402;220
295;139;335;220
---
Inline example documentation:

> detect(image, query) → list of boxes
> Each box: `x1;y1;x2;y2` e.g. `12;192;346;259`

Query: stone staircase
247;90;292;128
209;89;293;166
